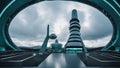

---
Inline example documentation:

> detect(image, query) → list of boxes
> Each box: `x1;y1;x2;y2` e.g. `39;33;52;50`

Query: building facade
65;9;87;53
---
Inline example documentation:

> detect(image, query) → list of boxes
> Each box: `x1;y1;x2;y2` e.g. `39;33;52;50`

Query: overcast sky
9;1;113;48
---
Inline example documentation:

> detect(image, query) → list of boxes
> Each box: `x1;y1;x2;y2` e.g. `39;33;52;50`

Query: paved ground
1;53;120;68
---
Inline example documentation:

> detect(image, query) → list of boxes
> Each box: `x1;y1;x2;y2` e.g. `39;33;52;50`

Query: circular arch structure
0;0;120;51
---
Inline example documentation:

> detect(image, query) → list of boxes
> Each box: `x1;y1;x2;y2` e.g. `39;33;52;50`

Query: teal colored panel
66;48;83;51
115;47;120;52
0;47;6;51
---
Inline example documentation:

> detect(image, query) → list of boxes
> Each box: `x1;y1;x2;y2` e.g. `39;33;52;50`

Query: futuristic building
65;9;87;53
51;39;62;52
39;25;50;53
39;25;57;53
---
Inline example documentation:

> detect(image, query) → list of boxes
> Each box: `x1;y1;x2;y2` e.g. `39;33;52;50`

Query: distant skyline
9;1;113;48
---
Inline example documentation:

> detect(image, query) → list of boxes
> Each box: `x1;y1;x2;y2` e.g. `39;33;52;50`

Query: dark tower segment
72;9;78;19
65;9;87;53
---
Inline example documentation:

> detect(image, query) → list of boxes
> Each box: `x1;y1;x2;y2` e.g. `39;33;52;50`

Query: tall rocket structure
65;9;87;53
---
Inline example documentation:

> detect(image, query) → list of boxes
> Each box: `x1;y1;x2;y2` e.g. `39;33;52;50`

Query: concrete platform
0;52;50;67
77;51;120;67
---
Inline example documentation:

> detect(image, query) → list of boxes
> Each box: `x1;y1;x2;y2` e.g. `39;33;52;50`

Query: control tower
65;9;87;53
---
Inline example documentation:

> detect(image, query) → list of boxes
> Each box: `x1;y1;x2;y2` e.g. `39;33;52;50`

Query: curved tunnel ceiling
0;0;120;51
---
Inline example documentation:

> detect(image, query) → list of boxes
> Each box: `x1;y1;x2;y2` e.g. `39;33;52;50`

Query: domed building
51;39;62;52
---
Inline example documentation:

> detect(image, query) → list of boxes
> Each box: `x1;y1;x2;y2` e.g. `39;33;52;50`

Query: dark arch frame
0;0;120;51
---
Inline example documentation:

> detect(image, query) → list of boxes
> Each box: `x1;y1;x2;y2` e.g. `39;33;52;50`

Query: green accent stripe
0;0;16;18
103;0;120;50
0;0;17;50
113;0;120;8
104;0;120;16
2;29;17;50
107;31;119;49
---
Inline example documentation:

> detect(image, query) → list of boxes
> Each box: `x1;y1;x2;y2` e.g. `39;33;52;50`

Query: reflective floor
1;53;120;68
39;53;85;68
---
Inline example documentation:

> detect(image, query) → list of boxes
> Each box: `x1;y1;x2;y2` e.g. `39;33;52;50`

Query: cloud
83;35;112;48
9;1;113;48
80;7;113;40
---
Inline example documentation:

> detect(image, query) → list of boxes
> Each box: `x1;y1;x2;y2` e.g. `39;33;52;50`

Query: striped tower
65;9;87;53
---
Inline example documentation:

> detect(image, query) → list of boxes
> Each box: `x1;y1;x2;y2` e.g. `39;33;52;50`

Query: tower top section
72;9;78;19
55;39;58;43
